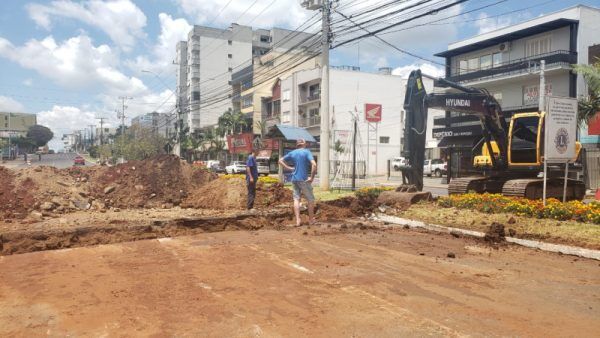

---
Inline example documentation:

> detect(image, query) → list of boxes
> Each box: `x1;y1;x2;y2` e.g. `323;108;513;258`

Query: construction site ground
1;157;599;336
1;221;599;337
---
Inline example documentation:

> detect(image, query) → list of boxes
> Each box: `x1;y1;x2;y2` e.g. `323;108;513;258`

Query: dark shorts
292;181;315;202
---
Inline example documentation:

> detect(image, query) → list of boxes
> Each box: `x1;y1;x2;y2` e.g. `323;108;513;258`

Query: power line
333;0;470;49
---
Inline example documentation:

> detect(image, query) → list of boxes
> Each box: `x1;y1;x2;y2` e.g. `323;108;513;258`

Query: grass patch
312;187;354;201
396;202;600;250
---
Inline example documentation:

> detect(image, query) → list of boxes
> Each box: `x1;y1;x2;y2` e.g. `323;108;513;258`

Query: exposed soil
1;226;598;337
182;178;292;210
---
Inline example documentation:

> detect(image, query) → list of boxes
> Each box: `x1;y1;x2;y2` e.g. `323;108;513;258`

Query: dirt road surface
1;226;599;337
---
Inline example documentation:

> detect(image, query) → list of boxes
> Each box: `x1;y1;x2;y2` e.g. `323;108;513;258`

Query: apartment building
433;5;600;177
176;24;315;133
275;66;442;175
0;112;37;138
231;50;319;135
131;112;174;138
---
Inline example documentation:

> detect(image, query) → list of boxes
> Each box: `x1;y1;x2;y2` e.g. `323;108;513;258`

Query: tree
27;125;54;147
573;60;600;125
255;120;267;138
112;125;167;161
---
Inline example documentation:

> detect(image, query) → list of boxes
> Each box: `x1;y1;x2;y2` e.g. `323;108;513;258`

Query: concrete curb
375;214;600;261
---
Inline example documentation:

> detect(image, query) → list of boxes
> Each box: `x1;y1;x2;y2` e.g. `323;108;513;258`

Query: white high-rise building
176;24;315;132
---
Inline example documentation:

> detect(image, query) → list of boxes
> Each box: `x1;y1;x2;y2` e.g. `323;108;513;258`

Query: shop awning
266;125;317;143
437;136;481;148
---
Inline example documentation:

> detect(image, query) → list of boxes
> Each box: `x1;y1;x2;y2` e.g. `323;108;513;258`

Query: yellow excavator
400;69;585;200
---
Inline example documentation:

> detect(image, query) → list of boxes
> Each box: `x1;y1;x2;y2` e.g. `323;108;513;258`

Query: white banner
544;96;578;163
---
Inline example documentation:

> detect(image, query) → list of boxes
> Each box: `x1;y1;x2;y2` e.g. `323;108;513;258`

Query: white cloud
37;105;98;134
126;13;191;75
0;96;25;112
392;62;445;79
23;79;33;86
26;0;147;51
0;34;147;96
475;13;514;34
175;0;311;29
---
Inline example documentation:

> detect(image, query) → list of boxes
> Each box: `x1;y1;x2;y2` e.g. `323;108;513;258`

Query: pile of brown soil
182;178;292;210
89;155;215;209
0;167;36;219
316;197;365;221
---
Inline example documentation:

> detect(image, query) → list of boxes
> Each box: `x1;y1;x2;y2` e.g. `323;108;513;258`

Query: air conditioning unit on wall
498;42;512;52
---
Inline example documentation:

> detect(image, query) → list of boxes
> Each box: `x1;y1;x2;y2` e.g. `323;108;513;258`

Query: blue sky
0;0;598;149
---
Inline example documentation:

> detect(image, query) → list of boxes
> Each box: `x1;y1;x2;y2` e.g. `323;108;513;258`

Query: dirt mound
182;178;291;210
89;155;215;209
317;197;365;221
484;222;506;244
0;167;36;220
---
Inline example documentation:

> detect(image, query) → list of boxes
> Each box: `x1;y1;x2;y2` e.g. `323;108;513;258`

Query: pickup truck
225;161;246;174
423;159;447;177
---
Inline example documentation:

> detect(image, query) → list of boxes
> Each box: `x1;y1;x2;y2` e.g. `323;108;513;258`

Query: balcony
445;50;577;84
299;93;320;105
264;116;280;129
298;115;320;128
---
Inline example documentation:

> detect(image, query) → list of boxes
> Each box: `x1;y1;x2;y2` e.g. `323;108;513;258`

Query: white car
423;159;447;177
256;157;270;176
226;161;247;174
391;157;407;171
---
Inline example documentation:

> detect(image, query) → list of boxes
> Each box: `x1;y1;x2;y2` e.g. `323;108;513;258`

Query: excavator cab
508;112;544;167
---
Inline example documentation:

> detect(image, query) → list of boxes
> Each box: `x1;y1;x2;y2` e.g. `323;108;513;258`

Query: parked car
391;157;407;171
423;159;446;177
209;163;226;173
256;157;270;176
225;161;246;174
73;155;86;166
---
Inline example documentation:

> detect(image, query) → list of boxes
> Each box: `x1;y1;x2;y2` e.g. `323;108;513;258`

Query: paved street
0;152;93;169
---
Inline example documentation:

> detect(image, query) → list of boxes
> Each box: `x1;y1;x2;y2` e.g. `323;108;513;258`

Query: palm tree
231;111;248;134
573;60;600;125
255;120;267;138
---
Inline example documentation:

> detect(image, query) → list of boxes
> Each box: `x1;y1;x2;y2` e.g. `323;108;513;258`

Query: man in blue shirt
246;148;259;210
278;139;317;226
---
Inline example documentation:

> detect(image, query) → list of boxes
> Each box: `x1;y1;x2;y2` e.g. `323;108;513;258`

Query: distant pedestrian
278;139;317;226
246;148;259;210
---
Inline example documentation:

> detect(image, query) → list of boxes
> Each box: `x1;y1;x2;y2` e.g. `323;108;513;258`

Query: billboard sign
226;133;253;154
544;96;578;163
365;103;382;123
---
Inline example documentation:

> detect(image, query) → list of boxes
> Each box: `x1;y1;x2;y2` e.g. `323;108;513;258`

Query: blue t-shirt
282;148;314;182
246;155;258;182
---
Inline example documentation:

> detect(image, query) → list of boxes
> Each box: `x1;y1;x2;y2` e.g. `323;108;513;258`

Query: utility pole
88;124;95;147
303;0;331;190
96;117;107;145
539;60;546;112
352;115;357;191
117;96;133;134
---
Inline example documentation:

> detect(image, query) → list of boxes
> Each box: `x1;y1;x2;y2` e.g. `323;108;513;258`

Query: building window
242;94;253;109
526;35;551;57
281;112;290;124
228;54;232;59
467;57;479;72
459;60;468;74
228;67;233;72
480;54;492;70
379;136;390;144
192;91;200;101
260;35;270;43
228;40;232;45
282;89;291;102
492;53;502;67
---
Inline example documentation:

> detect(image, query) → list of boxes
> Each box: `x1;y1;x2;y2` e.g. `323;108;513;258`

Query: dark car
73;156;85;166
210;163;226;173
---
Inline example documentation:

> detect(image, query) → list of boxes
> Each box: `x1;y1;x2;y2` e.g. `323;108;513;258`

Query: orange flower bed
438;193;600;224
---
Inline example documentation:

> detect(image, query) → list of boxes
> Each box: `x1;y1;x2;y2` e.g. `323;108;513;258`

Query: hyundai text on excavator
400;69;585;200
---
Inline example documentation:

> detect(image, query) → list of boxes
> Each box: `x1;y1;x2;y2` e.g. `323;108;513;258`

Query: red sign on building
365;103;382;122
227;133;253;154
588;112;600;136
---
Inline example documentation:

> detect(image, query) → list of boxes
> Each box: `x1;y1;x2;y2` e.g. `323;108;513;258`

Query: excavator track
502;178;586;200
448;177;504;195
